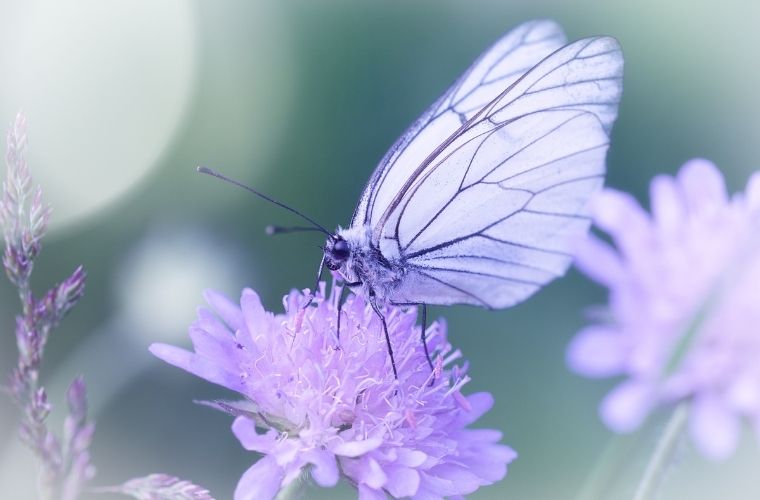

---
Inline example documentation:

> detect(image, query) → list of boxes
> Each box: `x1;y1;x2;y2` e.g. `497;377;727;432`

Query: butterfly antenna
265;225;325;236
197;166;333;237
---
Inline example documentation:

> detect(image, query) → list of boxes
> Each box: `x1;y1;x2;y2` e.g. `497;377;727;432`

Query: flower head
568;159;760;460
151;282;514;499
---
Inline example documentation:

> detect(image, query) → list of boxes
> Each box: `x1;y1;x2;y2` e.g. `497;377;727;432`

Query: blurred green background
1;1;759;499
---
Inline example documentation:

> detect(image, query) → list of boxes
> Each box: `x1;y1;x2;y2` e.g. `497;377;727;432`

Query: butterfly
201;19;623;378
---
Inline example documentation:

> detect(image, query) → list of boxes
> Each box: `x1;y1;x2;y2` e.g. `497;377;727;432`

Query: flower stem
574;433;633;500
275;477;302;500
632;402;689;500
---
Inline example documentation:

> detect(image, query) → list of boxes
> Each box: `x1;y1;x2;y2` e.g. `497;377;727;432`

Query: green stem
574;433;632;500
275;476;303;500
632;402;689;500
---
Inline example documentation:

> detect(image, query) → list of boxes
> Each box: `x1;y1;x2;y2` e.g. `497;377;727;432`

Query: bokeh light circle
116;226;244;346
0;0;196;230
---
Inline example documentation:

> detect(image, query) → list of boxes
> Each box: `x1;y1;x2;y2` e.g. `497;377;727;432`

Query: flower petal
411;485;443;500
573;234;625;287
690;395;740;461
358;484;386;500
203;289;245;332
306;449;339;487
592;187;647;226
676;159;727;213
458;440;514;482
650;174;686;234
231;416;276;453
422;464;482;495
332;437;382;457
567;326;626;377
188;326;236;361
600;381;654;433
591;189;651;259
726;372;760;412
384;465;420;498
395;448;427;468
363;457;387;489
149;344;245;393
149;343;191;368
745;171;760;212
458;392;494;425
241;288;268;336
234;455;284;500
196;307;232;340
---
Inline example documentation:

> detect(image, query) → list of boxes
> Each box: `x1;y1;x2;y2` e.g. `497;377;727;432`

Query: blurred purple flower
568;159;760;460
152;282;515;499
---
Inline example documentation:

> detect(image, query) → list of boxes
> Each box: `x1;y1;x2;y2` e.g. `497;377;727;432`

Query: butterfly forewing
347;20;623;309
351;20;568;231
378;35;622;308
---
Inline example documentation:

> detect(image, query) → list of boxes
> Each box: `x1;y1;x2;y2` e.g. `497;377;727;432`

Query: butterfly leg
420;303;434;371
369;292;399;380
333;285;347;346
335;279;362;341
304;255;326;308
390;301;435;379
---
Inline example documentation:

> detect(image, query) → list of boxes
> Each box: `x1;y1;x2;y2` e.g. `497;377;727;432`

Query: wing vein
412;268;492;308
409;264;545;286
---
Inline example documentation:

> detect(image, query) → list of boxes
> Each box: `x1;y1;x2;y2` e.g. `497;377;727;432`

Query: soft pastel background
0;1;758;499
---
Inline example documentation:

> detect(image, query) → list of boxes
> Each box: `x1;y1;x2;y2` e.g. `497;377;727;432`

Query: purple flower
151;282;515;499
568;159;760;460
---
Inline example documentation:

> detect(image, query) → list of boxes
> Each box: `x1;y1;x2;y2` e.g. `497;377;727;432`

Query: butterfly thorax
325;225;405;303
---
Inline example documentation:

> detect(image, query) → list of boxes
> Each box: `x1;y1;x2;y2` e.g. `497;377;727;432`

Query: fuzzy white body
333;225;407;304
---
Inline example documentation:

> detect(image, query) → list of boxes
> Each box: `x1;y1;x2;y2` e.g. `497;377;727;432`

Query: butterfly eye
333;239;350;260
324;238;350;271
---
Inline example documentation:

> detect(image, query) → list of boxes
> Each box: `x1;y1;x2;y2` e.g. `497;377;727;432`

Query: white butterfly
203;19;623;377
319;20;623;372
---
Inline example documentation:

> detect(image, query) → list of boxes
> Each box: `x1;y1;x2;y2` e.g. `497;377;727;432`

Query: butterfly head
324;236;351;271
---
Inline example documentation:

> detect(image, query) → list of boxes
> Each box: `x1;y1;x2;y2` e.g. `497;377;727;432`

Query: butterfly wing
356;23;623;309
351;19;568;230
385;35;623;308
